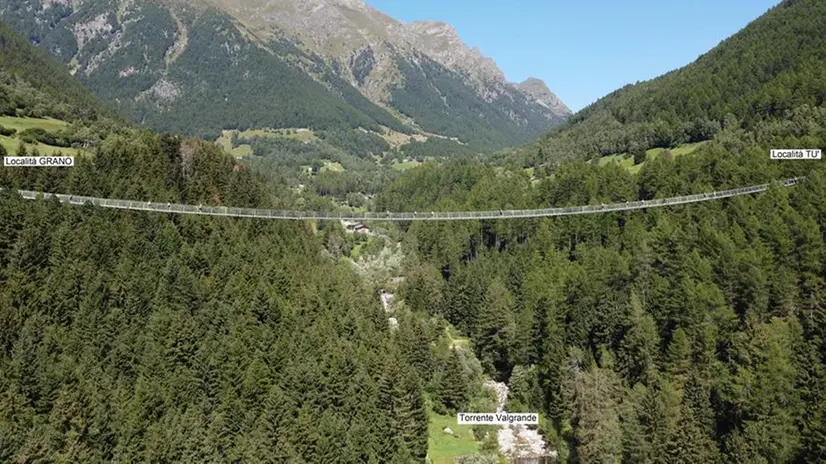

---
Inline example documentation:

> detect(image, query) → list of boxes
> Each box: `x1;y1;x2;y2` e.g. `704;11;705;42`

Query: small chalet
346;222;370;235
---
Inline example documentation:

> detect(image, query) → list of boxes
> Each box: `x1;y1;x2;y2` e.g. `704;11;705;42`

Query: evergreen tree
475;277;516;378
618;292;659;385
439;348;470;413
564;352;623;463
533;298;567;424
666;404;720;463
398;314;433;381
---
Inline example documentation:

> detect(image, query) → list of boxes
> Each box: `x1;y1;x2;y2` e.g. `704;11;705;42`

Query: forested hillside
521;0;826;166
0;136;433;462
378;98;826;460
0;22;434;462
0;21;113;124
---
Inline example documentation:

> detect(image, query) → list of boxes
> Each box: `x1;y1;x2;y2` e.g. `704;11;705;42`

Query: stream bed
483;380;554;460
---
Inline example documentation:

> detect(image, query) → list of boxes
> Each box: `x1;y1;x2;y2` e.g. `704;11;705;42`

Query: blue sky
366;0;781;112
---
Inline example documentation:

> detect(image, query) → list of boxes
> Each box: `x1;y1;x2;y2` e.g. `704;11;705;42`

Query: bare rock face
72;13;113;50
399;21;503;79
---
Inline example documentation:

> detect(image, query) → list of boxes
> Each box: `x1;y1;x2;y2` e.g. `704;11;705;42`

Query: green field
238;129;276;139
0;116;84;156
598;141;710;174
646;140;708;160
392;159;423;171
236;128;318;142
1;135;82;156
215;131;253;158
598;152;639;173
278;128;317;143
0;115;68;133
427;410;480;464
231;144;253;157
216;128;319;158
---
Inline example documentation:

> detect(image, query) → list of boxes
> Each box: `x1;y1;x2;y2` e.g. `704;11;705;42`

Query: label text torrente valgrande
457;413;539;425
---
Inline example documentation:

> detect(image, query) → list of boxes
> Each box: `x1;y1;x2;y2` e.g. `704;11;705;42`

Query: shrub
0;125;15;137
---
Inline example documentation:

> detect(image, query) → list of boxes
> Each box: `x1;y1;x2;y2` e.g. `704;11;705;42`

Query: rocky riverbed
483;380;554;459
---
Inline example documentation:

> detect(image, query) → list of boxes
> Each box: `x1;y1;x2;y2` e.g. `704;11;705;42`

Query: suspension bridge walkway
7;177;803;221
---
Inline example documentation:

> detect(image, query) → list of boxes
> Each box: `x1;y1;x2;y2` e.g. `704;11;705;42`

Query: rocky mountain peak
516;77;572;116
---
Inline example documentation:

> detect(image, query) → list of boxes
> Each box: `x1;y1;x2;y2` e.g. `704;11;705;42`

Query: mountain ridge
212;0;570;114
1;0;570;149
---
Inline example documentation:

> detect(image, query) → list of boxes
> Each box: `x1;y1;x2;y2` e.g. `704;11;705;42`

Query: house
344;221;370;235
353;223;370;235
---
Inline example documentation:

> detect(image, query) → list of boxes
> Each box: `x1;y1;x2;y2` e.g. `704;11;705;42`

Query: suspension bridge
6;177;804;221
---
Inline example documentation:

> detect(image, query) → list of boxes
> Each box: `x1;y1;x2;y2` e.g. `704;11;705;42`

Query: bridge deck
6;177;803;221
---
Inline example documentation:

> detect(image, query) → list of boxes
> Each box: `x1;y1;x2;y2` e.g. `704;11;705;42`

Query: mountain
515;77;571;117
0;0;569;148
522;0;826;165
0;19;112;124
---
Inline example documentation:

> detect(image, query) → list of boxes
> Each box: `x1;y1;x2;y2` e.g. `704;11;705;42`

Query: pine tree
618;292;659;385
508;365;541;412
439;348;469;413
795;340;826;462
533;298;566;424
618;383;653;463
398;315;433;381
723;318;802;462
401;262;445;316
666;328;691;376
475;277;516;378
400;371;429;460
375;350;428;461
255;385;299;462
636;375;682;459
564;355;623;463
666;404;719;463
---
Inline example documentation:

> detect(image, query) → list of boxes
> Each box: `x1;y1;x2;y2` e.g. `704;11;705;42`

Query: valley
341;226;547;462
1;0;826;463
